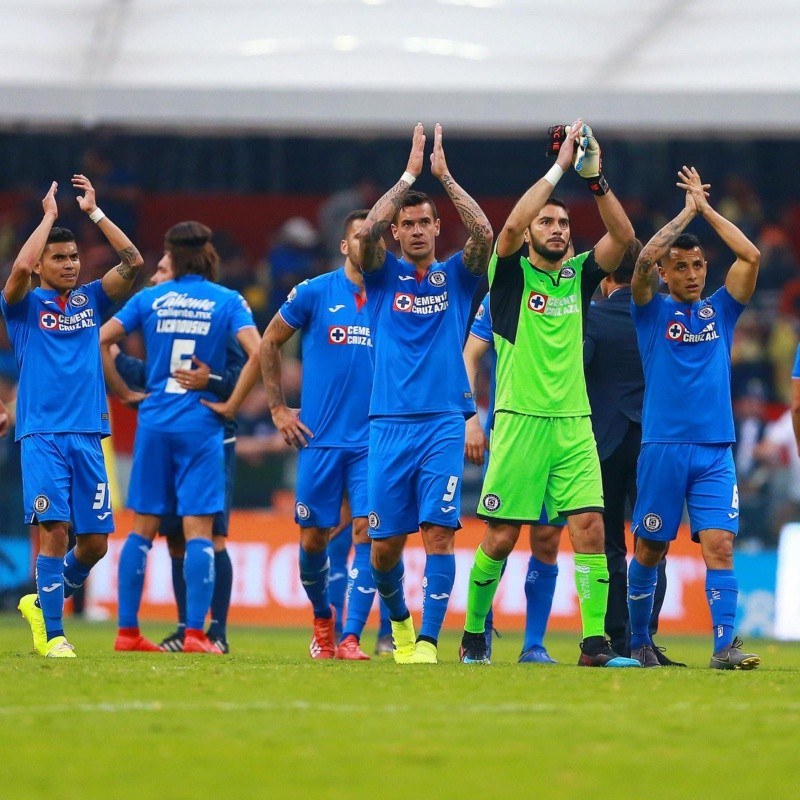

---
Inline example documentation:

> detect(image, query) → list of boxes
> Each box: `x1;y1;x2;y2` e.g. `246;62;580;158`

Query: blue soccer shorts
294;444;368;528
21;432;114;534
367;412;465;539
127;426;225;517
159;438;236;538
632;442;739;543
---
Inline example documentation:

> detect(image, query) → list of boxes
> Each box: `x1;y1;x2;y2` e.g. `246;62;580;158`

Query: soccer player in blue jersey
261;210;378;660
100;221;260;655
3;176;144;657
464;293;563;663
628;166;761;669
111;252;245;654
357;123;493;664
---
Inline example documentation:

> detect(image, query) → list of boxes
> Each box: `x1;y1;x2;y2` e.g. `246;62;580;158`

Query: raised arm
72;174;144;302
463;333;491;465
631;172;701;305
591;191;636;273
3;182;58;305
258;312;313;448
429;124;493;275
675;166;760;303
496;122;582;257
357;124;426;273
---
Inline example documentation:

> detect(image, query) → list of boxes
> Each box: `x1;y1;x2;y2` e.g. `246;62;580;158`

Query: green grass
2;615;799;800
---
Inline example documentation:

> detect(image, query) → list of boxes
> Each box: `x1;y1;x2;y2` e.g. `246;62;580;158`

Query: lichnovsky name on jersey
39;308;96;331
665;320;720;343
393;290;448;315
328;324;372;346
153;291;218;335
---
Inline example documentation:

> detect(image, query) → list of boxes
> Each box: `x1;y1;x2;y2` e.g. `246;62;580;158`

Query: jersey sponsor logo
96;512;112;520
393;292;414;312
393;290;449;316
41;582;61;593
39;308;96;332
642;512;662;532
328;304;345;313
327;324;372;347
398;275;415;281
368;511;380;529
428;270;446;288
295;502;311;521
665;320;720;343
440;505;456;514
559;266;576;279
152;292;217;313
33;494;50;514
482;493;502;512
287;279;309;303
69;292;88;307
528;291;579;317
475;304;486;320
698;304;716;320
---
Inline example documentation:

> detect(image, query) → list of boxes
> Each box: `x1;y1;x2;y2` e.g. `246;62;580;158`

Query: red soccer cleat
309;608;336;659
114;628;161;652
335;634;371;661
184;629;224;654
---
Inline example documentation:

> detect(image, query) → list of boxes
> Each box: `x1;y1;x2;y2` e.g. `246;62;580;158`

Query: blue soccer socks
184;539;216;631
342;542;377;640
62;548;92;600
371;558;409;621
419;554;455;644
628;557;658;649
207;548;232;640
299;545;332;619
36;554;65;640
706;569;738;653
523;556;558;652
117;533;152;629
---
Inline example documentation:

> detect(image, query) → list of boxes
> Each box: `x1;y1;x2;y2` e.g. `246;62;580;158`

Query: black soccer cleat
459;631;491;664
709;636;760;670
578;636;641;668
158;630;185;653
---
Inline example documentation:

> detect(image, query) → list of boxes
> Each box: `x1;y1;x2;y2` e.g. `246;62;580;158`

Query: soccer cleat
484;625;501;661
335;634;371;661
459;631;491;664
45;636;77;658
578;637;641;668
184;630;224;655
374;633;394;657
390;616;416;664
18;593;48;656
518;645;557;664
309;608;336;659
630;644;662;668
410;640;438;664
709;636;760;670
653;643;687;667
208;635;230;655
114;629;161;652
158;630;185;652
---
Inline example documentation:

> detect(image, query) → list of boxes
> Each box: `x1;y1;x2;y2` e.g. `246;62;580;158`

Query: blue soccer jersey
1;281;114;439
632;286;745;444
113;275;255;433
364;250;480;417
469;293;496;437
279;267;373;447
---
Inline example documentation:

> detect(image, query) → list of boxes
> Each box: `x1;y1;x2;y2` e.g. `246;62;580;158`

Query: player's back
114;275;255;433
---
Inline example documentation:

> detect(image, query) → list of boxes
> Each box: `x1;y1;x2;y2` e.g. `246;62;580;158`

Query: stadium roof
2;0;799;136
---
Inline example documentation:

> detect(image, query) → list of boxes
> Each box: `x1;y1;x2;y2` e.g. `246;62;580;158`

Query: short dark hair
46;227;76;246
343;209;369;238
542;197;570;218
395;190;439;223
164;221;219;281
671;233;703;252
610;238;643;284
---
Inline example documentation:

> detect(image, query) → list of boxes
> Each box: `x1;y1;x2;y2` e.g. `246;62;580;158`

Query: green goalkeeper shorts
477;411;604;523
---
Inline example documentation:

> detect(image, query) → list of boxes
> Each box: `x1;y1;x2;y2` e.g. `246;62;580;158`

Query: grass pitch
2;616;799;800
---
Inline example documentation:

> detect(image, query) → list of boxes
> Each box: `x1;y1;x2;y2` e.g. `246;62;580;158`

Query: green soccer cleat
18;593;48;656
390;616;416;664
45;636;77;658
410;640;438;664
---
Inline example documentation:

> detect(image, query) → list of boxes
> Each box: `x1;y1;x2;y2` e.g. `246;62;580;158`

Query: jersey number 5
165;338;197;394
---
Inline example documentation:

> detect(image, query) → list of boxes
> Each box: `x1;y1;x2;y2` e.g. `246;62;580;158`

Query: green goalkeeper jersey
488;246;604;417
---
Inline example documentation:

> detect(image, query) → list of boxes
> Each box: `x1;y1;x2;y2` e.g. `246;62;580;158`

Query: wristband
544;164;564;186
89;207;106;223
208;373;223;383
400;171;416;186
585;174;609;196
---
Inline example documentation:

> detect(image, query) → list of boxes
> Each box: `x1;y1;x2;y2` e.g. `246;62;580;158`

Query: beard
531;239;569;263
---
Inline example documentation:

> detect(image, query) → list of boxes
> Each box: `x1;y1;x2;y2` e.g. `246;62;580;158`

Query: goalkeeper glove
546;124;568;157
574;134;609;196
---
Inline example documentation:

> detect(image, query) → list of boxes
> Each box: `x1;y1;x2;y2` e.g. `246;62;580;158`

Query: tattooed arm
357;124;426;274
631;195;698;306
71;174;145;301
430;124;493;275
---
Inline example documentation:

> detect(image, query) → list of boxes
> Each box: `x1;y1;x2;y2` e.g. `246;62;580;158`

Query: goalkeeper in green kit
459;120;641;666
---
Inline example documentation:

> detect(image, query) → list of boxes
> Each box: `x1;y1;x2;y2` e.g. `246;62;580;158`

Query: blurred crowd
1;149;799;549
